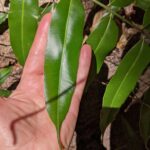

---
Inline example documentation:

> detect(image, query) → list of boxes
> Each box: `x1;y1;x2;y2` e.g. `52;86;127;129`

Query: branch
92;0;150;40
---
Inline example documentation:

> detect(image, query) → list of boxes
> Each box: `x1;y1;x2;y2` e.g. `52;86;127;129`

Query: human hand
0;13;91;150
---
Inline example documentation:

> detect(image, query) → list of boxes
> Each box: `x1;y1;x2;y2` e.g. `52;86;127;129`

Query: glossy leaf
9;0;39;65
87;14;119;72
44;0;85;132
0;67;12;85
103;40;150;108
0;89;11;97
0;13;8;25
140;88;150;149
143;8;150;28
110;0;133;7
100;40;150;134
136;0;150;10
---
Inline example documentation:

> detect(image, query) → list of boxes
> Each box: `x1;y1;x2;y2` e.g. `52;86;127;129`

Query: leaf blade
143;8;150;28
110;0;133;7
8;0;39;65
100;40;150;134
136;0;150;10
103;40;150;108
44;0;85;132
87;15;119;72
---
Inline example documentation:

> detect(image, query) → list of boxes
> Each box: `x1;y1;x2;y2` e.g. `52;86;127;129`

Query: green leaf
0;13;8;25
44;0;85;132
100;40;150;134
0;67;12;85
87;14;119;72
143;8;150;28
103;40;150;108
140;88;150;150
109;0;133;7
8;0;39;65
136;0;150;10
0;89;11;97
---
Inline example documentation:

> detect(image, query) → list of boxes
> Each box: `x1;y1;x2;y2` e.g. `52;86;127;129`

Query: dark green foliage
140;88;150;150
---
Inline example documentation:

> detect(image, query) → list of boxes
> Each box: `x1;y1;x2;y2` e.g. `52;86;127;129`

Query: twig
92;0;150;39
41;2;51;15
92;0;138;27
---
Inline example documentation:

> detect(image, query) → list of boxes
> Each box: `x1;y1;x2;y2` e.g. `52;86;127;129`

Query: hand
0;13;91;150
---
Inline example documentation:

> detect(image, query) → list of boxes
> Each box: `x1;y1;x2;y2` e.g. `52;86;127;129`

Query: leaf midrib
110;40;144;107
57;0;73;130
21;0;25;63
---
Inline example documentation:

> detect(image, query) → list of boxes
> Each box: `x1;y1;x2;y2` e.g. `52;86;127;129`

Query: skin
0;13;91;150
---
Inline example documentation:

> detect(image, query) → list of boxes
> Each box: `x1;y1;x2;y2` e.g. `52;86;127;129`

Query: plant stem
92;0;140;29
41;2;51;15
92;0;150;40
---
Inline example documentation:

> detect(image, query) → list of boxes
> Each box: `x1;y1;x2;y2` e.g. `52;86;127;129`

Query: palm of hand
0;96;59;150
